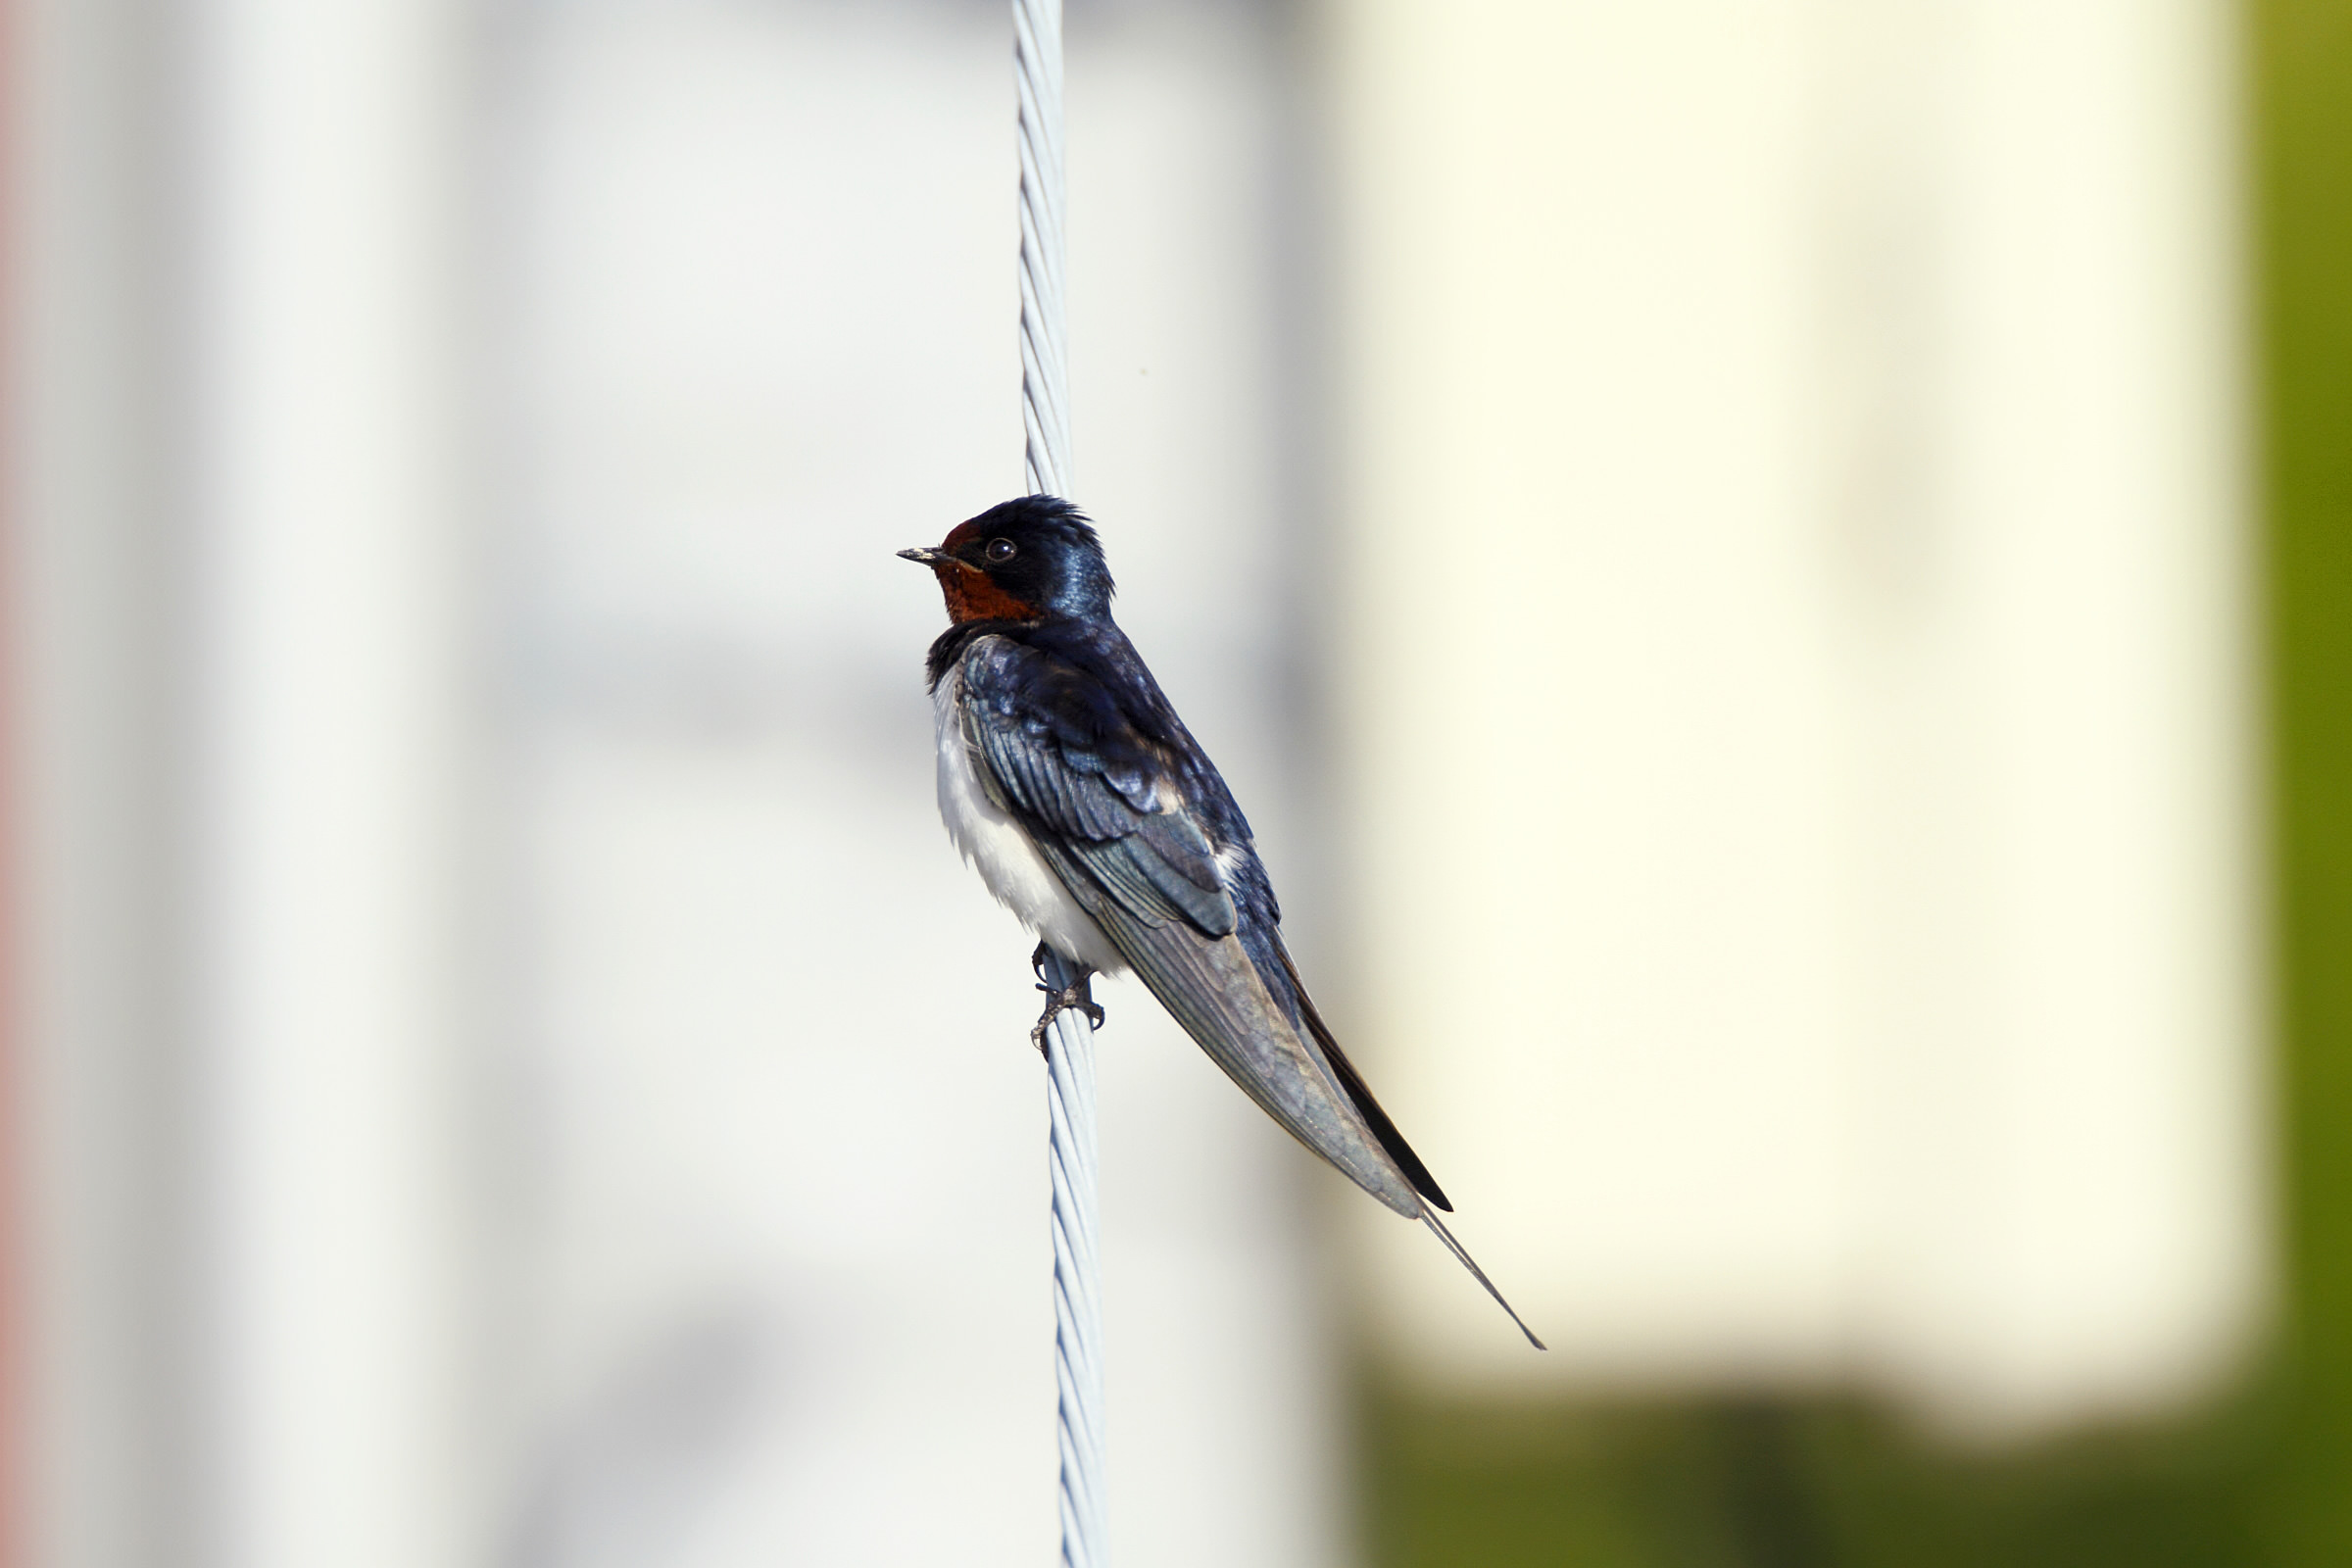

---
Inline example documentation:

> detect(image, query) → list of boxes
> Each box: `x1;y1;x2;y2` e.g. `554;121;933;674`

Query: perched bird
902;495;1542;1348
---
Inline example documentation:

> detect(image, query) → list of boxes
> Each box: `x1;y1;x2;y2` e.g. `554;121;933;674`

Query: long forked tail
1421;1208;1547;1350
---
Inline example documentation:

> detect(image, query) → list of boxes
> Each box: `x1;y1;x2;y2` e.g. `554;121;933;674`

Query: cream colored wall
1321;0;2262;1437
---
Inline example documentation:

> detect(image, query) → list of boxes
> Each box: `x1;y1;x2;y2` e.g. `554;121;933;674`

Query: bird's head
899;495;1114;624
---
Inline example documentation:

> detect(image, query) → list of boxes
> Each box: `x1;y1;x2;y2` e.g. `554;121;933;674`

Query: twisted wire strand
1017;0;1102;1560
1042;951;1104;1568
1014;0;1070;498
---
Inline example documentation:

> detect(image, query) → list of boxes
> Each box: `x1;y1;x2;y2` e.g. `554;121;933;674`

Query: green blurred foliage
2257;0;2352;1560
1360;1386;2269;1568
1359;1;2352;1562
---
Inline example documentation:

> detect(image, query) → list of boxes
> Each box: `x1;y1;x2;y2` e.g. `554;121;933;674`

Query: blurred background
2;0;2344;1564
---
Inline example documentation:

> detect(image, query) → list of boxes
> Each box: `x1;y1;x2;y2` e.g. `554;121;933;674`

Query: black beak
898;547;952;566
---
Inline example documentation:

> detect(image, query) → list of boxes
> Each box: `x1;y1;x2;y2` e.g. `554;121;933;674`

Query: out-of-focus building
3;1;2269;1567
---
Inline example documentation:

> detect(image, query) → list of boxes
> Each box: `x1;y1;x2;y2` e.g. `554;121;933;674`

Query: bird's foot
1029;976;1105;1056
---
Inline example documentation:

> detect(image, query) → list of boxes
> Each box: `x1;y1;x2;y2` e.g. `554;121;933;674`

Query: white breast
935;665;1128;976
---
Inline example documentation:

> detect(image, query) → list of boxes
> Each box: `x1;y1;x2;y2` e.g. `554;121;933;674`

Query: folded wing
956;634;1421;1216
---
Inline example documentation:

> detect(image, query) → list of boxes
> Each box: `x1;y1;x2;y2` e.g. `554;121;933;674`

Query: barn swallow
902;495;1543;1348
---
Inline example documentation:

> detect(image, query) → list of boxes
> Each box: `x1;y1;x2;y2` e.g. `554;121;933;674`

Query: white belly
934;668;1127;975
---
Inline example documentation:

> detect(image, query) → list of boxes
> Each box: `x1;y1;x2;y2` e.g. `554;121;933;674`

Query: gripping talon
1029;976;1104;1056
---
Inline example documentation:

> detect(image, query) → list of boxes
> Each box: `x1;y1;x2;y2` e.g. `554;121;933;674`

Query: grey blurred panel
9;1;195;1565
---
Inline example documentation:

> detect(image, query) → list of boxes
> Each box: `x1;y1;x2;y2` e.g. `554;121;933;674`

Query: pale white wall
1321;0;2264;1438
499;3;1348;1566
15;1;486;1566
180;2;482;1563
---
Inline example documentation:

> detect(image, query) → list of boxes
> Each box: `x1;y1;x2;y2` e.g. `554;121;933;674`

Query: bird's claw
1030;980;1105;1056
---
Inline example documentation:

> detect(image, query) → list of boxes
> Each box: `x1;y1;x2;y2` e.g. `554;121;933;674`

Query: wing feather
1034;838;1420;1216
956;633;1417;1213
962;640;1237;935
947;627;1544;1344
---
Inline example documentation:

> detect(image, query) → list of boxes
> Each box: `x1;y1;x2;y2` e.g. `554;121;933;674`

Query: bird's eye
986;538;1017;563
